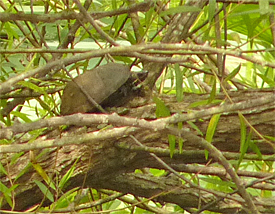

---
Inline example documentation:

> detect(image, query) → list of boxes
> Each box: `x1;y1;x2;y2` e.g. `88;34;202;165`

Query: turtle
60;63;145;115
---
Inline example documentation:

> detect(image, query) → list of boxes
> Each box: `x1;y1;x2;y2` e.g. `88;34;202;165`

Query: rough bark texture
1;89;274;213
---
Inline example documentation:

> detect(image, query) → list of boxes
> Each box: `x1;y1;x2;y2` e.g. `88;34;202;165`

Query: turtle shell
60;63;130;115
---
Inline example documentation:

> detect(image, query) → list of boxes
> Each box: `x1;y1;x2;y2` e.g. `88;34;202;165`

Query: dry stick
0;93;274;139
62;66;107;113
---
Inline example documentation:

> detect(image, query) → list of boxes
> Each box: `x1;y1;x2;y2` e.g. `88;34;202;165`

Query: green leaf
187;121;204;136
58;159;78;189
17;81;45;94
239;113;247;154
0;162;7;176
126;31;136;44
145;7;154;28
153;96;171;118
175;64;183;102
34;180;54;202
237;113;249;169
0;181;13;207
149;169;166;176
256;72;275;87
52;187;79;209
10;111;32;123
153;97;176;157
264;135;275;141
205;114;221;159
259;0;270;15
160;6;201;16
208;0;216;22
224;64;241;82
250;141;262;159
112;0;117;10
168;134;176;158
205;114;221;143
32;163;56;190
200;176;236;188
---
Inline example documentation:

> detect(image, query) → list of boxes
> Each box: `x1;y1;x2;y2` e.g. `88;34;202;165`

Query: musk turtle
60;63;131;115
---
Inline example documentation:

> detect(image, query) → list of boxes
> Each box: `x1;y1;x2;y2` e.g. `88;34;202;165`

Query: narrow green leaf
250;140;262;159
160;6;201;16
32;163;56;190
256;72;275;87
17;81;45;94
126;31;136;44
111;0;117;10
205;114;221;159
209;0;216;22
0;181;10;195
58;159;78;189
205;114;221;143
187;121;204;136
236;113;248;169
35;97;52;114
239;113;247;153
187;76;196;92
175;64;183;102
34;180;54;202
224;64;241;82
0;181;13;207
0;162;7;176
145;7;154;28
168;134;176;158
200;176;236;188
264;135;275;141
10;111;32;123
